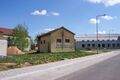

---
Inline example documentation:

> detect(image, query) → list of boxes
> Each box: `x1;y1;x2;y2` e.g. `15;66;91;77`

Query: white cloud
89;15;116;24
31;10;47;16
89;18;100;24
51;12;60;16
101;15;113;20
102;15;117;20
31;10;60;16
98;30;106;34
88;0;101;3
87;0;120;7
44;28;55;31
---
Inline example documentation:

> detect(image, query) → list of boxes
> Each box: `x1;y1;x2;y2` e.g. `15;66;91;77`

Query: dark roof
38;27;75;38
0;27;13;36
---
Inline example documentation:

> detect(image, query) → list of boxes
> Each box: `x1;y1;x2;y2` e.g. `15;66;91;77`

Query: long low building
76;34;120;49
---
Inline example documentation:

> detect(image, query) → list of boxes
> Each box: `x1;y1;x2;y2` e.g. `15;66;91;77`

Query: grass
81;48;111;53
0;51;96;71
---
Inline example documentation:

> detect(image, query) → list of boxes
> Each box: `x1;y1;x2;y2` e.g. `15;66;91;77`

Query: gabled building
37;27;75;52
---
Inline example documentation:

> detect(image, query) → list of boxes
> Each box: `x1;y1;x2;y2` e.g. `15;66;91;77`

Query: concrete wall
50;29;75;52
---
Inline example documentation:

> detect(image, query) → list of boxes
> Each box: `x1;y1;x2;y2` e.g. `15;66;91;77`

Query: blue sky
0;0;120;38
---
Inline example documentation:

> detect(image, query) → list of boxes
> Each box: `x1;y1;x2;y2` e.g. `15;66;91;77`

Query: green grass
0;51;96;71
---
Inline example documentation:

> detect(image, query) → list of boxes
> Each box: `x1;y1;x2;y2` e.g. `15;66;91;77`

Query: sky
0;0;120;38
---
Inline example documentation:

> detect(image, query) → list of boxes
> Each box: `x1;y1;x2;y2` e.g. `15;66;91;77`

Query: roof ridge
38;26;75;38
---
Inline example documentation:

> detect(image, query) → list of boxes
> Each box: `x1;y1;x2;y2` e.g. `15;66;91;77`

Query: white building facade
0;40;7;56
76;34;120;49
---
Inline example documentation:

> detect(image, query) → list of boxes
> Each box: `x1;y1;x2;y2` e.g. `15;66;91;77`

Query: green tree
13;24;29;51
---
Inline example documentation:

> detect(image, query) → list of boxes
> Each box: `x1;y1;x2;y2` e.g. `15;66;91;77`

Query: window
92;44;95;47
87;44;90;47
98;44;101;48
112;44;115;47
65;39;70;43
117;44;120;47
87;40;90;42
41;40;42;44
82;44;85;48
92;40;94;42
57;39;62;43
102;44;105;48
82;40;84;42
107;44;110;47
44;40;45;44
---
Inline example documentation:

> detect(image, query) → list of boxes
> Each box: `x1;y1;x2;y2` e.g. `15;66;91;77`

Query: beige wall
38;35;50;52
50;29;75;52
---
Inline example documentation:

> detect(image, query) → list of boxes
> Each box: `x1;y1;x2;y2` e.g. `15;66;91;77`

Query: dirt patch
7;46;24;55
0;63;17;71
19;62;31;67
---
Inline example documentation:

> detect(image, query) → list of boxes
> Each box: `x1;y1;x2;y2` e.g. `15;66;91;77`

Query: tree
13;24;29;51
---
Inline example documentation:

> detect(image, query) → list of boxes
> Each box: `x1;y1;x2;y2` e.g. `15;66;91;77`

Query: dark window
65;39;70;43
44;40;45;44
87;44;90;47
57;39;62;43
82;40;84;42
82;44;85;48
102;44;105;47
112;44;115;47
87;40;90;42
117;44;120;47
92;44;95;47
107;44;110;47
98;44;101;48
41;41;42;44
